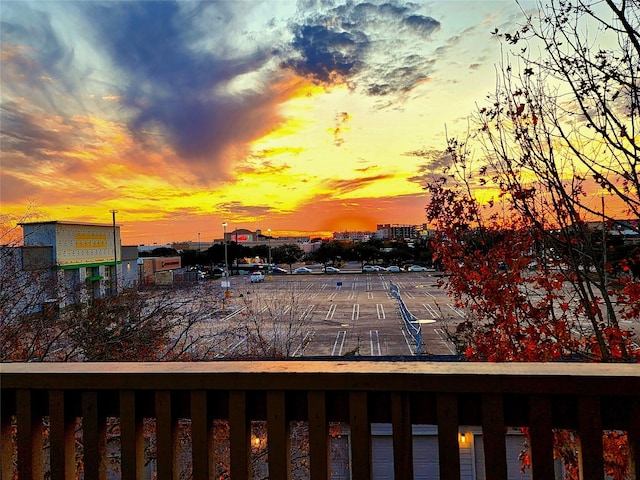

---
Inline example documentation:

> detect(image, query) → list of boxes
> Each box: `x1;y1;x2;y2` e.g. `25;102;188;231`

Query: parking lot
217;270;464;357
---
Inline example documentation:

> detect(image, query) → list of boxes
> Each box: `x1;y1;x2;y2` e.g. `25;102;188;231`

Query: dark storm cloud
284;24;368;84
79;1;279;175
217;202;277;219
404;148;452;185
0;103;70;160
284;1;441;96
322;173;395;196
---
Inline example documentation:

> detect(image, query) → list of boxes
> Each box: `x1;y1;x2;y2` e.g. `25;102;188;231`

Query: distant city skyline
4;0;612;245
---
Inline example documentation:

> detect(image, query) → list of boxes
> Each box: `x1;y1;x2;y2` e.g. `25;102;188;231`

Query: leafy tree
351;241;379;267
426;1;640;477
272;244;304;273
311;240;346;268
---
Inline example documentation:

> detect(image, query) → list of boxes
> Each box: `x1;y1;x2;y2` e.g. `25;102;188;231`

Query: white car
408;265;428;272
386;265;401;273
324;266;340;274
250;271;265;282
294;267;312;274
362;265;376;272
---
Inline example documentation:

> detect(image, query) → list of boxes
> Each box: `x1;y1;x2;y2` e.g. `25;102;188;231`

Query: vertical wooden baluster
17;389;44;479
82;391;106;480
437;393;460;480
349;391;371;480
191;390;210;480
529;395;554;479
120;390;144;480
628;398;640;480
308;391;329;480
229;390;250;480
49;390;75;480
391;392;413;479
577;396;603;480
1;391;15;480
482;393;507;480
267;391;290;480
155;390;177;479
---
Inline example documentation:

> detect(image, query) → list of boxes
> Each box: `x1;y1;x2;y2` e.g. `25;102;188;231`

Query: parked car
386;265;401;273
408;265;428;272
271;266;288;274
294;267;312;274
324;266;340;274
362;265;377;272
250;271;265;282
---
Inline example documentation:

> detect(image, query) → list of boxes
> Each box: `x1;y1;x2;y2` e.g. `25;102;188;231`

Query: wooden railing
1;361;639;479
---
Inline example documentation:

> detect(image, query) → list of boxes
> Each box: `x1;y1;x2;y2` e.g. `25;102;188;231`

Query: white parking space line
326;304;337;320
367;292;373;300
332;331;347;356
348;292;357;300
376;304;385;320
447;303;465;318
352;304;360;321
423;303;440;318
216;336;247;358
424;291;436;298
434;328;457;354
404;292;415;299
292;331;314;356
401;329;417;355
300;305;315;321
222;307;246;321
327;292;337;301
370;330;381;356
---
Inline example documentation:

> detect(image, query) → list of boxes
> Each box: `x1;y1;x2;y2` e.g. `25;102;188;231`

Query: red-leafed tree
425;1;639;478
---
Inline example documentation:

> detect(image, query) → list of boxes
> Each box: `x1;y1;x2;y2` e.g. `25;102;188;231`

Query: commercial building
376;224;419;240
18;220;129;306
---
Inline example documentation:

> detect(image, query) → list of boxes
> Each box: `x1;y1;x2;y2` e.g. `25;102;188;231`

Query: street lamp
267;228;272;274
222;222;228;285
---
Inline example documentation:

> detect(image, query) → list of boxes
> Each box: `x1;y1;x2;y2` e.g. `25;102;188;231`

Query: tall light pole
111;210;118;295
267;228;272;274
222;222;229;291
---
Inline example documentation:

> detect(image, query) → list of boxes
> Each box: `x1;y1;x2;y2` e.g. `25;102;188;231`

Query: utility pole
267;228;272;276
111;210;118;295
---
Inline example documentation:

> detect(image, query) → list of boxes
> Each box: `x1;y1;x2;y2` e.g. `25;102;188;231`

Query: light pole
111;210;118;295
222;222;228;288
267;228;272;274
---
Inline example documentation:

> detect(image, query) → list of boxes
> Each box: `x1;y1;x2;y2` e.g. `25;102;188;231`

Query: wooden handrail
2;361;639;479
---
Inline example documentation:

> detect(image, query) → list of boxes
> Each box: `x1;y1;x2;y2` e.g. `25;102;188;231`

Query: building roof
19;220;120;228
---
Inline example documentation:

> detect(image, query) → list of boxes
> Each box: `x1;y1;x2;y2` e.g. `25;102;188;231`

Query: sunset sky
1;0;538;245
